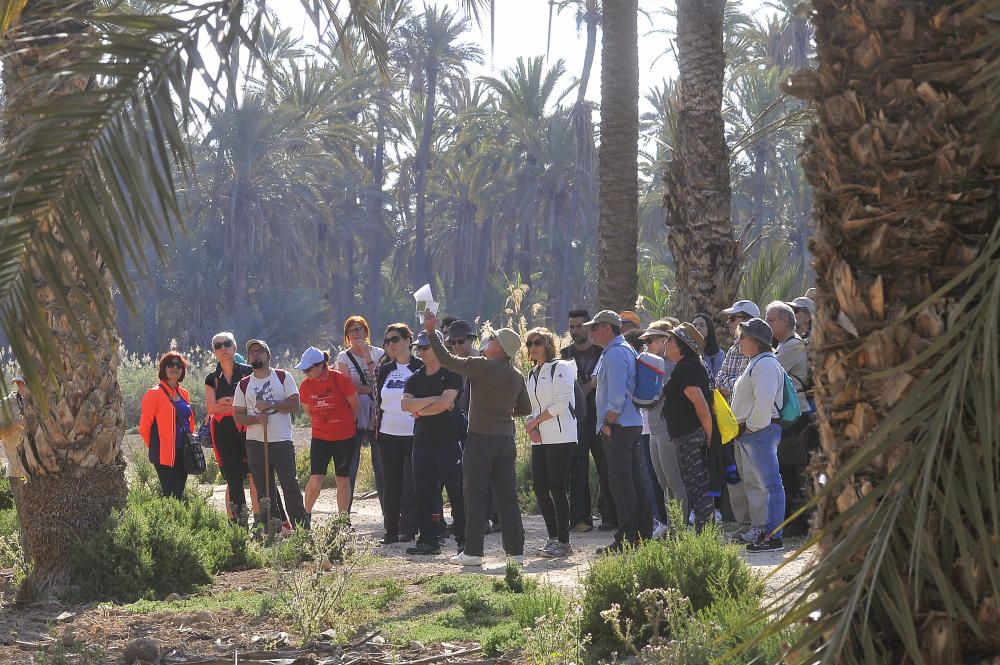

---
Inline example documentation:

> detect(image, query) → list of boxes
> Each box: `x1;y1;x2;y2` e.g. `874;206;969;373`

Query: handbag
181;430;206;475
711;389;739;444
195;417;213;449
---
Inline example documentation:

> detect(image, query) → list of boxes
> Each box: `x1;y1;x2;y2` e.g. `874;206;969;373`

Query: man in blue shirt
585;310;652;553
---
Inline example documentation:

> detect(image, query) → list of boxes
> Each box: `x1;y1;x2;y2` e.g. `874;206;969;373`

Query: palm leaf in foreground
730;3;1000;662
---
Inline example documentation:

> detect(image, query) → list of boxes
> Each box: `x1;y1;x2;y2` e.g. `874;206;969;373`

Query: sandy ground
202;445;815;595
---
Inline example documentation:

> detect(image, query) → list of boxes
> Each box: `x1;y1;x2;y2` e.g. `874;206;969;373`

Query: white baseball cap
295;346;326;370
721;299;760;319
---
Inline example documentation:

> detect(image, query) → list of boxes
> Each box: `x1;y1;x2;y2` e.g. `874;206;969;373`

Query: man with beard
233;339;308;529
561;309;617;533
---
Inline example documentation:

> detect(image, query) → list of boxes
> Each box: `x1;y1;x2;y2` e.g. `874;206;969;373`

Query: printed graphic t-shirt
233;369;298;442
300;368;358;442
378;362;417;437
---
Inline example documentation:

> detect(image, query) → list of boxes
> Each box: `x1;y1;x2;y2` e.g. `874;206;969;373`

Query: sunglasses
728;315;749;323
164;360;183;369
415;345;430;351
525;338;545;348
213;341;234;350
384;335;404;345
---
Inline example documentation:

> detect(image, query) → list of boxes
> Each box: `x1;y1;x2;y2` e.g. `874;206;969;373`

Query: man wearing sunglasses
715;299;764;542
423;310;531;566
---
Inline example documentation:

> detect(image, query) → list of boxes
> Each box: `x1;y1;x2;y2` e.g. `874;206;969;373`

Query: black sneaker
747;537;784;553
380;533;399;545
595;541;625;556
597;522;617;532
406;542;441;556
399;533;415;542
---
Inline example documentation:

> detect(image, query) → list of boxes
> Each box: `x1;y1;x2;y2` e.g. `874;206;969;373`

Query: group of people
135;292;818;564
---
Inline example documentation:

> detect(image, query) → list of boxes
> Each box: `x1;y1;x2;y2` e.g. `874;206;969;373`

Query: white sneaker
652;522;669;540
449;552;483;566
734;527;766;544
537;539;557;555
508;554;525;565
714;509;723;524
688;510;695;525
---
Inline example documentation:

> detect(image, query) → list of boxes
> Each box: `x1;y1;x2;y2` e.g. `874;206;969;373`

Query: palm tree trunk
662;0;738;324
414;66;439;286
597;0;639;311
366;96;388;319
1;1;128;594
786;2;1000;660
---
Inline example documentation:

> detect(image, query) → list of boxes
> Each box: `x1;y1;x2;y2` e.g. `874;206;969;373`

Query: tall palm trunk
1;1;127;593
784;3;1000;661
366;96;388;319
414;65;439;286
597;0;639;311
663;0;738;323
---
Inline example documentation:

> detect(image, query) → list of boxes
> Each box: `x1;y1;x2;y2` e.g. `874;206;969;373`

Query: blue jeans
737;424;785;538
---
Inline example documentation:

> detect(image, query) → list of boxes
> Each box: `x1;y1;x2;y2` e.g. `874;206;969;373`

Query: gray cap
445;320;477;342
582;310;622;328
738;318;774;349
787;296;816;316
721;300;760;319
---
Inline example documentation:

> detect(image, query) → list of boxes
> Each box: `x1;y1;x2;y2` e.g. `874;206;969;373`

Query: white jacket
527;359;578;444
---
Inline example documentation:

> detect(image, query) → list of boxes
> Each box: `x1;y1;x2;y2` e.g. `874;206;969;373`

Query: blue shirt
594;335;643;432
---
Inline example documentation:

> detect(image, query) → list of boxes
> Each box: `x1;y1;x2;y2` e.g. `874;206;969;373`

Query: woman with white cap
731;318;786;552
638;321;689;528
297;347;361;518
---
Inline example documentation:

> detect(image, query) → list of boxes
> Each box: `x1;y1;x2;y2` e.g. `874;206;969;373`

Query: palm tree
597;0;639;311
398;4;482;285
751;3;1000;662
0;0;395;594
662;0;739;324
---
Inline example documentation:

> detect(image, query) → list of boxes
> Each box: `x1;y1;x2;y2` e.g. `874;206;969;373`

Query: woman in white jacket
524;327;578;558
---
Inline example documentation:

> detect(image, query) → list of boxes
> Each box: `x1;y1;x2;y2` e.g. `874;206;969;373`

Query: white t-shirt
233;369;299;443
379;362;416;437
336;346;386;389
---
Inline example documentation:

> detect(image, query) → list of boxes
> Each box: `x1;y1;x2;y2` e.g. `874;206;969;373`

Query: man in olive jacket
423;311;531;566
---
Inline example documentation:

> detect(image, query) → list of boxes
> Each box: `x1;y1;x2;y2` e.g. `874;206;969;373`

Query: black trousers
413;438;466;546
568;430;617;526
462;433;524;557
245;439;307;526
378;433;418;537
213;417;248;509
154;459;186;500
532;443;576;543
602;426;652;544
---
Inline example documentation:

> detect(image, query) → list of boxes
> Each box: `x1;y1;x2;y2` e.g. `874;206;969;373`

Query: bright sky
275;1;775;114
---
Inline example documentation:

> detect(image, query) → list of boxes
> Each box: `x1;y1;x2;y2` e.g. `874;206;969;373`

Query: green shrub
510;585;567;628
581;526;764;654
481;623;522;657
0;475;13;510
71;481;263;602
295;447;336;489
0;506;18;538
197;452;224;485
656;594;796;665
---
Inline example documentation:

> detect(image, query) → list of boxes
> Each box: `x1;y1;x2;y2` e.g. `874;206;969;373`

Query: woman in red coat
139;352;196;499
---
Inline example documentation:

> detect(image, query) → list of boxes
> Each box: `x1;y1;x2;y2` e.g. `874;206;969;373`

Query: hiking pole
262;419;273;540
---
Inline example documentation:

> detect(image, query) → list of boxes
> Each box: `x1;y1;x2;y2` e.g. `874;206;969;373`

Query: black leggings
213;417;248;509
531;443;576;543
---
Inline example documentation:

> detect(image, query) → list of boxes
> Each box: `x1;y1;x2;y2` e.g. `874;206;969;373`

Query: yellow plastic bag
712;389;739;444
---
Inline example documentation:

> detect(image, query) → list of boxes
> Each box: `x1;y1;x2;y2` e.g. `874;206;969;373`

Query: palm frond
733;225;1000;663
737;237;800;305
0;0;389;392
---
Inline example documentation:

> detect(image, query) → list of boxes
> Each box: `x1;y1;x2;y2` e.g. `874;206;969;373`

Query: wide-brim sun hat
582;310;622;328
639;326;671;340
667;322;705;356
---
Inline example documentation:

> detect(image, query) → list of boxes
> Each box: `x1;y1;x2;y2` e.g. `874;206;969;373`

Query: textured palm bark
663;0;738;323
1;1;128;593
786;2;1000;661
597;0;639;311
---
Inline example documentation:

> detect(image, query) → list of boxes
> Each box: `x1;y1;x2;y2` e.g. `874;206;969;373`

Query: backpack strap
237;374;252;398
345;350;369;386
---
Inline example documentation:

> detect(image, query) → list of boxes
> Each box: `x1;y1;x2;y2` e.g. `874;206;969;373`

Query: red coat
139;381;195;467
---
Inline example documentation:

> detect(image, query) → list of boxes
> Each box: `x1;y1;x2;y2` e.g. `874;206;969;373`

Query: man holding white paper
422;310;532;566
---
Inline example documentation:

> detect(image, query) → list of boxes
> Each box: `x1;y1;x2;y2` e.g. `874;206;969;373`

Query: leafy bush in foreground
582;520;764;654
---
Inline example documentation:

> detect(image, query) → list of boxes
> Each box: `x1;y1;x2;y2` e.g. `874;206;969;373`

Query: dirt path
206;480;815;594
